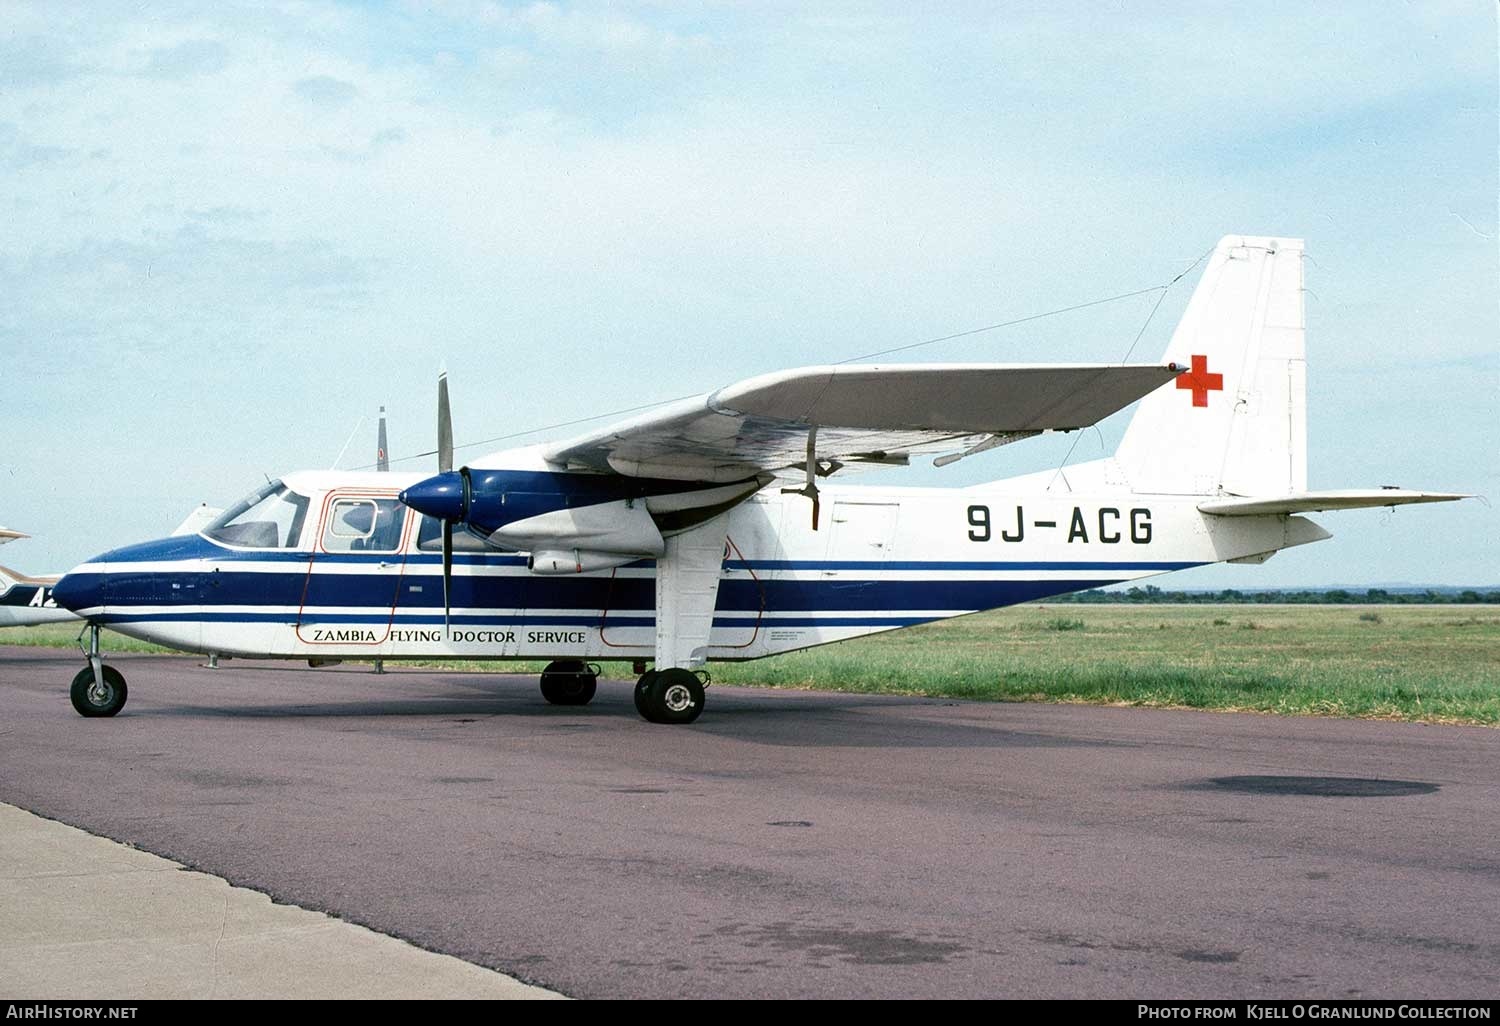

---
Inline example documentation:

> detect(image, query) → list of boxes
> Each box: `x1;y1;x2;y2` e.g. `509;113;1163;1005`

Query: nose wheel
70;624;127;717
70;665;127;717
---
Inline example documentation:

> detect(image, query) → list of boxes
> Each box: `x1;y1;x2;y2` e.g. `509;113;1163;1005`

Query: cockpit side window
323;497;406;553
203;482;310;549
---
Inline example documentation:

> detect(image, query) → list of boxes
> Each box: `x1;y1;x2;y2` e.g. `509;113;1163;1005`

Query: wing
538;363;1179;482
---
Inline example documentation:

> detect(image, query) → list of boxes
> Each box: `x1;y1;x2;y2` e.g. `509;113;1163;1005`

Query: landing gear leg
71;623;127;718
539;660;599;706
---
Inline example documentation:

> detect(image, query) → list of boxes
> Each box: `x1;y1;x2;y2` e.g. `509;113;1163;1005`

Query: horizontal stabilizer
1199;489;1470;517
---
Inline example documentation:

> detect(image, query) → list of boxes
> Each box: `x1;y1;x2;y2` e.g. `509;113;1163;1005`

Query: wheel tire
539;660;597;706
70;665;127;718
633;671;658;721
645;668;705;725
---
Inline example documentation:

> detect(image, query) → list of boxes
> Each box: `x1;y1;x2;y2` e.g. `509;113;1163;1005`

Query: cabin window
323;498;406;553
415;515;498;553
203;482;310;549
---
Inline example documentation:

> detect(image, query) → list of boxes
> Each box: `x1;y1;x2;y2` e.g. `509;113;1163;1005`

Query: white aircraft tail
1115;236;1307;497
0;564;55;589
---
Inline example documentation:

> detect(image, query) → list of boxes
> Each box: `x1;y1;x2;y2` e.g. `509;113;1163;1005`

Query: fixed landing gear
634;667;706;725
539;660;599;706
70;665;126;717
71;623;127;717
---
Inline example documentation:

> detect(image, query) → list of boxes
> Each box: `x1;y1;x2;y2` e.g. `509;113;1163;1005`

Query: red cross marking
1175;354;1223;408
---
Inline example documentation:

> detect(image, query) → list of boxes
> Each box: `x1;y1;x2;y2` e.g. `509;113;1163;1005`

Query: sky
2;1;1496;588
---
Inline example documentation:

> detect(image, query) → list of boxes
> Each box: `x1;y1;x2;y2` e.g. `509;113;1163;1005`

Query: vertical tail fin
1115;236;1306;497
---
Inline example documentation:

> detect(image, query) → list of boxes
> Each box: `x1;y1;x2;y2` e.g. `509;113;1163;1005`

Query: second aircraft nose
51;566;107;615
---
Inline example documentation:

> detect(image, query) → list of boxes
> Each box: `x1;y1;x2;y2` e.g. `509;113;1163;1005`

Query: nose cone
400;471;467;521
52;566;106;614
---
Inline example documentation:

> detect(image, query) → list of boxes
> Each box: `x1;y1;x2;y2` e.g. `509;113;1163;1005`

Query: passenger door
296;493;410;645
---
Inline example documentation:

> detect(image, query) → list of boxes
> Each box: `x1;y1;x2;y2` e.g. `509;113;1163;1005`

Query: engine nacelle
490;497;665;557
527;549;642;575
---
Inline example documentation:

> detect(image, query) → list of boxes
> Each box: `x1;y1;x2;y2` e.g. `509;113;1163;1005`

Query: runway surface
1;646;1496;999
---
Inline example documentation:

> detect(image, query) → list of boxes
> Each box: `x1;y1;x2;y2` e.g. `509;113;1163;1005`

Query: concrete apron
0;803;563;1000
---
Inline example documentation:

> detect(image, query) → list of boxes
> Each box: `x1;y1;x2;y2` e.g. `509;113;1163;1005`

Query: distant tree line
1054;586;1500;605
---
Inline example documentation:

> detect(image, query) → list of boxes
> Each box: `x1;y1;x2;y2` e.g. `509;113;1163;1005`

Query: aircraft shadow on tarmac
133;670;1142;751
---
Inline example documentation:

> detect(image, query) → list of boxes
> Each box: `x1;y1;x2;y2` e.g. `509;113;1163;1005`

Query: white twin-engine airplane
53;236;1465;723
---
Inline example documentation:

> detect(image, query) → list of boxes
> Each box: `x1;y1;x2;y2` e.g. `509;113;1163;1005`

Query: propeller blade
442;520;453;637
437;370;453;474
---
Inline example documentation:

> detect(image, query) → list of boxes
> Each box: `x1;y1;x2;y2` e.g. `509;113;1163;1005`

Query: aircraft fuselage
53;466;1318;663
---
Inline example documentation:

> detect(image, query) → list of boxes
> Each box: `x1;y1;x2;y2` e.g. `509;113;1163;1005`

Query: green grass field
710;604;1500;726
6;605;1497;725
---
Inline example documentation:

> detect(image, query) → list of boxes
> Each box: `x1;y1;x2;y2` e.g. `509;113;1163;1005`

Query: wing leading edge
539;363;1180;482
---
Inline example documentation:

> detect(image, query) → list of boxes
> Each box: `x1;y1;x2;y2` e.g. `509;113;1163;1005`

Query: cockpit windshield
203;481;310;549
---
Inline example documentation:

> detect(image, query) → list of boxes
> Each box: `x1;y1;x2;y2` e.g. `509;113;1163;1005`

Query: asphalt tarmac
1;646;1496;999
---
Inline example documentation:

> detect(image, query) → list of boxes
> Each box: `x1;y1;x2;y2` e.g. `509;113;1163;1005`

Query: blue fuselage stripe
65;536;1204;631
93;611;938;629
67;568;1134;615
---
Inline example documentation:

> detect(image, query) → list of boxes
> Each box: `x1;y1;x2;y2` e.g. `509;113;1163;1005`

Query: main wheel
633;671;658;721
70;665;127;718
644;668;705;725
539;660;597;706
